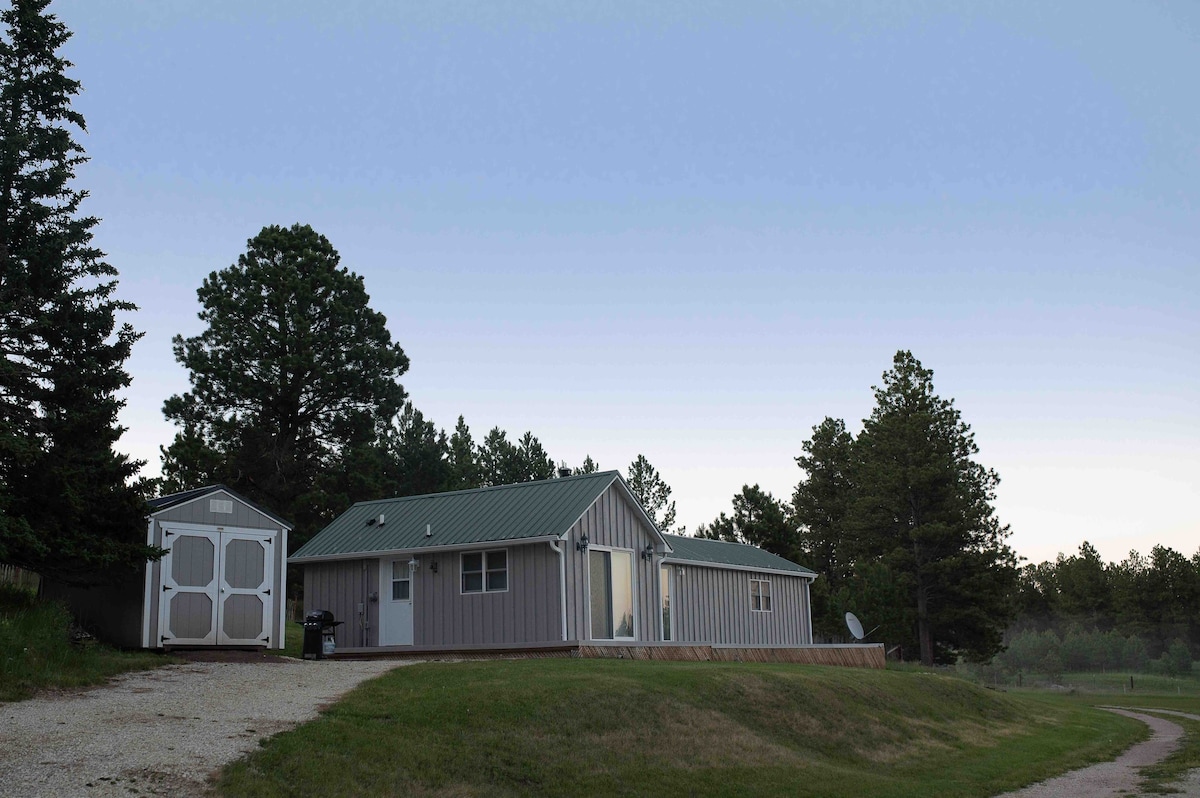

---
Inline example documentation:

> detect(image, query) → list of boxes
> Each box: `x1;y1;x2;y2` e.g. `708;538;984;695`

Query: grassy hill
216;659;1144;797
0;585;167;702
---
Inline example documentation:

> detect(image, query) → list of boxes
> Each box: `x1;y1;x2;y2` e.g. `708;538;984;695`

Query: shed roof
148;484;293;529
662;534;817;577
290;471;654;562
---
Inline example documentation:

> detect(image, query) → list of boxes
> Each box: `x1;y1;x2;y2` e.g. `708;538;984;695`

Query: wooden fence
0;564;40;592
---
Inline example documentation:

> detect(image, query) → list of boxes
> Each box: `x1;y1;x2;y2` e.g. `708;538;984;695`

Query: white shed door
217;532;274;646
159;528;220;645
159;527;274;647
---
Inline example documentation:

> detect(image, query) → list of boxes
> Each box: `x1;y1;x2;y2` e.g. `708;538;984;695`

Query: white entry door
159;526;274;647
379;558;414;646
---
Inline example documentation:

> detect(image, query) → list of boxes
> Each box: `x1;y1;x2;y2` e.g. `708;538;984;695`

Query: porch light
576;535;589;551
641;543;655;561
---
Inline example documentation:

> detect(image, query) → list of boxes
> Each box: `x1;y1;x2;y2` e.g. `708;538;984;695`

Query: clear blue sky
56;0;1198;566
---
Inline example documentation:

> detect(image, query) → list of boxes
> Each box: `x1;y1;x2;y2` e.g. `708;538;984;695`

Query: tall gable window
751;578;771;612
589;548;634;639
462;550;508;594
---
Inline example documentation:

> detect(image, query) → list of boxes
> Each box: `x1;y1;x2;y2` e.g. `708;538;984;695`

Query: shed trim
160;520;277;538
660;558;818;580
141;517;154;648
149;485;293;530
278;526;288;650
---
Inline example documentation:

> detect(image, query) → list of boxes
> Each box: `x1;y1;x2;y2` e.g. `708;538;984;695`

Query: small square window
462;550;508;594
751;579;772;612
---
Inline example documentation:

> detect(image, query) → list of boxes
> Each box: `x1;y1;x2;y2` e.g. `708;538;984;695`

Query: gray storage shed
290;471;816;652
51;485;290;649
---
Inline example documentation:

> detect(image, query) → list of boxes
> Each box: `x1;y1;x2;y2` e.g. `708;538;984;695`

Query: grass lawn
272;620;305;659
0;585;171;702
216;659;1144;797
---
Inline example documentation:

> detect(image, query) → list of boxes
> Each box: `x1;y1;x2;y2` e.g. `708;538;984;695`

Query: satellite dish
845;611;880;641
845;611;865;640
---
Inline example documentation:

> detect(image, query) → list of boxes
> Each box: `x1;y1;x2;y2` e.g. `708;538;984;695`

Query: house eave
288;534;564;565
660;557;817;580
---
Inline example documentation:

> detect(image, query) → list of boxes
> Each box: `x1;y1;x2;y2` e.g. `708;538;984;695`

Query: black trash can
302;610;342;660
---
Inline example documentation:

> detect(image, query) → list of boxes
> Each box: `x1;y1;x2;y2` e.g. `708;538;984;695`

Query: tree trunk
917;582;934;666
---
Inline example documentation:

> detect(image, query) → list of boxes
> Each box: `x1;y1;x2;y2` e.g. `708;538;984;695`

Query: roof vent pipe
425;524;432;538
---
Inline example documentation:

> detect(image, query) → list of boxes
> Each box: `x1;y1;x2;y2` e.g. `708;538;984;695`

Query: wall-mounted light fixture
408;557;419;571
641;543;655;561
430;560;438;574
576;535;589;551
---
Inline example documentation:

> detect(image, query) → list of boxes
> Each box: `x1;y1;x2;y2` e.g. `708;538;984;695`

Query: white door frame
157;522;276;647
158;526;220;646
378;557;415;646
586;545;637;641
216;530;275;646
660;563;674;642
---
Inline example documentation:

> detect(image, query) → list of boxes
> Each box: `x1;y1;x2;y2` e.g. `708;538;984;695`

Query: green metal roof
662;534;817;577
291;471;625;561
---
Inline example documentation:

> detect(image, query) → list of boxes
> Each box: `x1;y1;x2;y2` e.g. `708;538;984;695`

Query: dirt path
0;657;406;798
997;707;1199;797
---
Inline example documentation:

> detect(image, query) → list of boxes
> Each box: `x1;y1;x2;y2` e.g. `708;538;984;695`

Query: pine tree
162;223;409;549
695;485;793;556
792;417;856;637
626;455;678;533
446;415;481;490
0;0;153;584
385;401;450;497
573;455;599;475
850;351;1017;664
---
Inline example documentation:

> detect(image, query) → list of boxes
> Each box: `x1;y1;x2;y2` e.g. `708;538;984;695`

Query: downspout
549;541;567;641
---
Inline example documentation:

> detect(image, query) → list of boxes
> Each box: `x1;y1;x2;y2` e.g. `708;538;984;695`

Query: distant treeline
1002;542;1200;673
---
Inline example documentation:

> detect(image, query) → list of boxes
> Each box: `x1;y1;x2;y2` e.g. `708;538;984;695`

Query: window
462;550;508;593
391;561;411;601
751;578;771;612
660;565;672;641
589;549;634;639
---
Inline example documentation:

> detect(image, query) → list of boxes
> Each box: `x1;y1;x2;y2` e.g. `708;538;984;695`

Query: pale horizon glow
48;0;1197;568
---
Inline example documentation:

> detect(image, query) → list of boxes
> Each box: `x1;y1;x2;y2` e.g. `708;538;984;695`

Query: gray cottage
290;471;817;653
50;485;291;650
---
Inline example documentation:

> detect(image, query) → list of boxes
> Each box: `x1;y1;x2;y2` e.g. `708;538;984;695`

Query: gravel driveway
997;707;1200;797
0;656;406;798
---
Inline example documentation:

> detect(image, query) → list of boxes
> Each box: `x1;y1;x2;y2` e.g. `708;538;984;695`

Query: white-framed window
751;578;772;612
589;547;635;640
391;560;411;601
461;549;508;594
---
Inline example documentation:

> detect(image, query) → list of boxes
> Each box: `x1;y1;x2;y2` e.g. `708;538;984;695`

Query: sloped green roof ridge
662;534;817;576
291;471;620;559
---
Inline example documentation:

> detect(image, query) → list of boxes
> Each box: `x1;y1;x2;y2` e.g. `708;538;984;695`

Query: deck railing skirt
331;642;885;669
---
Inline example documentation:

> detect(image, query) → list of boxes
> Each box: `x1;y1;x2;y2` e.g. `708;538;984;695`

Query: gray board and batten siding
302;558;380;649
560;481;662;642
144;486;289;649
660;534;815;645
295;472;818;650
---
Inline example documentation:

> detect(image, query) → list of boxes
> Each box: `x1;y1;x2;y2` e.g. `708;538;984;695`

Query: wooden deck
331;641;885;669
